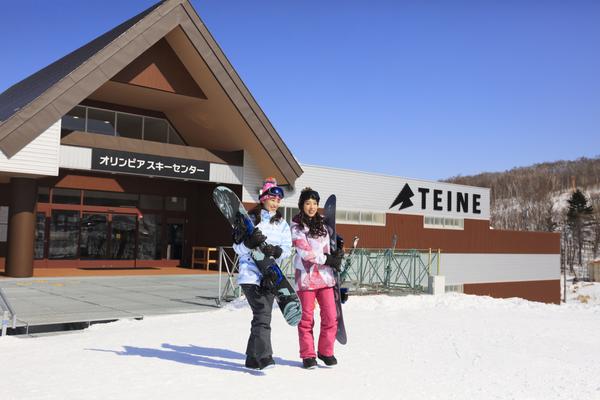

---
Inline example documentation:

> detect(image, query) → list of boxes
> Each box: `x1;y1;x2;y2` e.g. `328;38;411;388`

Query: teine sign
389;181;490;219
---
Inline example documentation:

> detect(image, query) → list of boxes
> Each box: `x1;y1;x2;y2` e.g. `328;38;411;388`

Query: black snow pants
241;284;275;360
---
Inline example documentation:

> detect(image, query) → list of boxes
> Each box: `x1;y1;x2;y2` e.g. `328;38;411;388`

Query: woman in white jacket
233;177;291;370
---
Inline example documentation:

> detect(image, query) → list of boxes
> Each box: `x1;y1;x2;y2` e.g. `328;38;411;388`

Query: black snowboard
212;186;302;326
323;194;347;345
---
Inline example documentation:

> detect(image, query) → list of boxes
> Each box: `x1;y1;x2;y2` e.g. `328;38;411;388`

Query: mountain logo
390;183;414;210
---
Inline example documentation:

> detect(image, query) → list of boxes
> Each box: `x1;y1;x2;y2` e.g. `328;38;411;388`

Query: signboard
91;149;210;181
388;181;490;219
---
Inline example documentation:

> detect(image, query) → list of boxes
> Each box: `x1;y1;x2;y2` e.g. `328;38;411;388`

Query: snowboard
323;194;347;345
212;186;302;326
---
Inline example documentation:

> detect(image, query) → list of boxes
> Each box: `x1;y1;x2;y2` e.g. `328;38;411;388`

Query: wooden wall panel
336;214;560;254
464;280;561;304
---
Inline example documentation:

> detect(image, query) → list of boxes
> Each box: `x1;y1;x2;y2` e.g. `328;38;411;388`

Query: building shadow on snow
87;343;301;375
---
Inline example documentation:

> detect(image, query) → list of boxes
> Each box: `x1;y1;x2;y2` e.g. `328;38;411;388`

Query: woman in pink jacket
291;187;343;369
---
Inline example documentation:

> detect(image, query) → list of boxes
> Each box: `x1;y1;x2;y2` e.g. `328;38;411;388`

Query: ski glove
244;228;266;250
232;213;249;245
260;266;281;294
325;251;343;271
262;244;283;259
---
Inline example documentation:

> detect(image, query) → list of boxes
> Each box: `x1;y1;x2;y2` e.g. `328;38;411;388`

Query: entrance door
80;213;108;258
110;214;137;260
166;218;184;261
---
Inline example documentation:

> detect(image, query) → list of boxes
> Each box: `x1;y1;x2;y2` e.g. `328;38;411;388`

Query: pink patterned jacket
291;217;336;291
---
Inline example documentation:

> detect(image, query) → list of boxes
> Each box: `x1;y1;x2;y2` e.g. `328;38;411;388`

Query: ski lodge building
0;0;560;303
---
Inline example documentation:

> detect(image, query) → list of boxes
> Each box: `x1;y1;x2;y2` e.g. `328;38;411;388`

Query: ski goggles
260;186;285;200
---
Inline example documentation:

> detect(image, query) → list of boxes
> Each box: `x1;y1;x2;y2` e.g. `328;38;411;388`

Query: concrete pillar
5;178;37;278
428;275;446;295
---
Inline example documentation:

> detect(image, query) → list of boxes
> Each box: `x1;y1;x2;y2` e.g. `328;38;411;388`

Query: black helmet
298;187;320;209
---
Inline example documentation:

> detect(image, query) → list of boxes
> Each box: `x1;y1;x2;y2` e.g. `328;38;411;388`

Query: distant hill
444;156;600;273
445;157;600;204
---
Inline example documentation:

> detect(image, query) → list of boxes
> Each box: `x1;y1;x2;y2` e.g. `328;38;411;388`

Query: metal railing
339;248;441;293
215;246;441;304
0;288;17;336
217;247;240;306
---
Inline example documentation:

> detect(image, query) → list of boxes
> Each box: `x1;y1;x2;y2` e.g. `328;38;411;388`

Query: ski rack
0;288;17;337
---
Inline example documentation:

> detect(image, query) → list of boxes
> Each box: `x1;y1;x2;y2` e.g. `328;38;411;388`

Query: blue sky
1;0;599;180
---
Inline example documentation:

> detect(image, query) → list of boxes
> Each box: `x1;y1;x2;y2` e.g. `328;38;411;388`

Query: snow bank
1;293;599;400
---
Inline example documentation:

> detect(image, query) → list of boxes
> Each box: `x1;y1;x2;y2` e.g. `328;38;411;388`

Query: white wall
242;150;264;203
441;253;560;285
0;120;61;176
279;164;490;220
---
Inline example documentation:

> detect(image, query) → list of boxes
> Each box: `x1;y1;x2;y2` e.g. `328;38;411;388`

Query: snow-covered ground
2;292;600;400
566;276;600;306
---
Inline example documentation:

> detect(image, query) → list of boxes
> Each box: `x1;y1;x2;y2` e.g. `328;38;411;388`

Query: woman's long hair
249;203;283;225
293;210;327;238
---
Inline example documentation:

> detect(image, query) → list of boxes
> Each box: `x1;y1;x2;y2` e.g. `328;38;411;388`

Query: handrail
217;247;241;306
0;288;17;336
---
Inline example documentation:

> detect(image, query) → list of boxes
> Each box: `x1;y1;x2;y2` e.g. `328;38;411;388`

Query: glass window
111;215;136;260
144;117;168;143
48;211;80;259
140;194;163;210
373;213;386;225
360;212;373;223
138;214;162;260
116;113;143;140
168;125;185;145
165;196;186;211
285;207;300;225
52;188;81;205
348;211;360;223
37;187;50;203
335;210;347;222
80;214;108;258
83;191;138;207
34;213;46;259
61;106;86;132
87;108;116;135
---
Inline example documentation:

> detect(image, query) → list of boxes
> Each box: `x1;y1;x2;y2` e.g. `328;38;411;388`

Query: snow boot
302;358;317;369
259;356;275;370
317;353;337;367
245;357;260;369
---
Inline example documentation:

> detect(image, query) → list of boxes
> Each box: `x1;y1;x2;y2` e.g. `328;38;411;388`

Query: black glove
262;244;283;259
232;213;248;245
336;234;344;251
260;266;280;294
243;228;266;249
325;251;343;271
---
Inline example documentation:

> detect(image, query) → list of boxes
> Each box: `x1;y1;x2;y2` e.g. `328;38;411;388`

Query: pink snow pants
297;287;337;359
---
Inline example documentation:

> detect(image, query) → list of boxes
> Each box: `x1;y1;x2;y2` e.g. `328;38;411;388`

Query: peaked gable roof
0;1;165;124
0;0;302;184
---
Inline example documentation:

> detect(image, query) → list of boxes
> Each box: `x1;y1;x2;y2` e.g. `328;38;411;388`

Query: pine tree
565;189;593;273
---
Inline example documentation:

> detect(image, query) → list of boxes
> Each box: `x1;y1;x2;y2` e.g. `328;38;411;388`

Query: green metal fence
217;247;442;304
338;248;441;293
280;248;441;294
